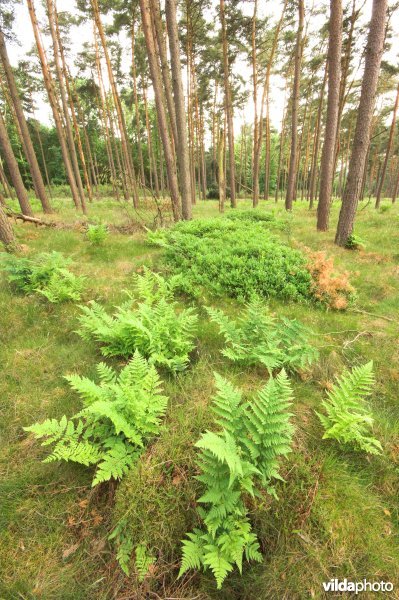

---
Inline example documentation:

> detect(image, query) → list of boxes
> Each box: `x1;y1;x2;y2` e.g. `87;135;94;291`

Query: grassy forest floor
1;198;399;599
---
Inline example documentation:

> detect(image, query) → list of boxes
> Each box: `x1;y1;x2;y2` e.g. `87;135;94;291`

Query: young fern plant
179;371;294;588
316;361;382;455
206;300;318;374
77;269;198;372
24;352;168;486
1;251;85;302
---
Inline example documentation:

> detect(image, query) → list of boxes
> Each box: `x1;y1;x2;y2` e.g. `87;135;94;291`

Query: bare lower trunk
165;0;192;220
0;110;33;216
375;81;399;208
0;31;51;213
285;0;304;210
0;203;19;251
317;0;342;231
220;0;236;208
140;0;181;221
335;0;387;246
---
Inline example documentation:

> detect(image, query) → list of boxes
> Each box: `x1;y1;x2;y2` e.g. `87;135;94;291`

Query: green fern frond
135;543;155;582
317;362;381;454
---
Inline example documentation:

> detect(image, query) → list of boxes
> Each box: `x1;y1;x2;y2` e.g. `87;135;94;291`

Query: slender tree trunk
317;0;343;230
140;0;181;221
0;31;51;213
0;110;33;216
131;20;146;187
285;0;304;210
151;0;178;148
253;0;287;206
0;159;13;198
335;0;387;246
309;68;327;208
375;81;399;208
165;0;192;220
218;128;225;212
220;0;236;208
0;203;19;251
92;0;139;207
46;0;87;214
27;0;82;210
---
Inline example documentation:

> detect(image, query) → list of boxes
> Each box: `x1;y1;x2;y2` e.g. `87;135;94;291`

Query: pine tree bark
285;0;304;210
165;0;192;220
91;0;139;207
218;128;225;212
335;0;387;246
0;203;19;251
0;30;52;213
27;0;82;211
0;110;33;216
317;0;343;230
140;0;181;221
375;81;399;208
220;0;236;208
253;0;287;206
151;0;178;148
131;20;146;187
309;68;327;208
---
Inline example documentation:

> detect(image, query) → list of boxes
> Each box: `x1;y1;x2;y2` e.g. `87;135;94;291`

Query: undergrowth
1;251;85;303
77;269;198;372
148;218;312;302
24;353;168;486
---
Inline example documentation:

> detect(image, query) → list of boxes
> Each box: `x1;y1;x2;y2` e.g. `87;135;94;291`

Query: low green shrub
316;361;382;454
77;269;198;372
148;219;312;302
24;352;168;486
206;300;318;373
179;371;294;588
1;251;85;302
86;222;109;245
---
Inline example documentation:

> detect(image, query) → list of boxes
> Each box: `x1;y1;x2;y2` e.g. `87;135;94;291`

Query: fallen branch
6;210;55;227
351;308;397;323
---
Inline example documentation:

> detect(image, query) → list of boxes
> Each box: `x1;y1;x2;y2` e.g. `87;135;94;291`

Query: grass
1;196;399;598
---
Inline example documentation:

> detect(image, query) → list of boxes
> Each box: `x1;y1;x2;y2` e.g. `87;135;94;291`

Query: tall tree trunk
0;203;19;251
220;0;236;208
253;0;287;207
151;0;178;148
285;0;304;210
46;0;87;214
335;0;387;246
0;31;52;213
375;81;399;208
309;68;327;208
27;0;82;211
218;128;225;212
0;158;13;198
140;0;181;221
131;20;146;187
0;110;33;216
165;0;192;220
91;0;139;207
317;0;343;230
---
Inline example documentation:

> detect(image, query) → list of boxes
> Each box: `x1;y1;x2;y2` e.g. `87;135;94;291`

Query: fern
1;252;85;302
135;543;155;582
206;300;318;374
316;361;382;454
24;352;168;486
179;373;294;588
108;518;134;576
77;270;198;372
86;223;108;245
